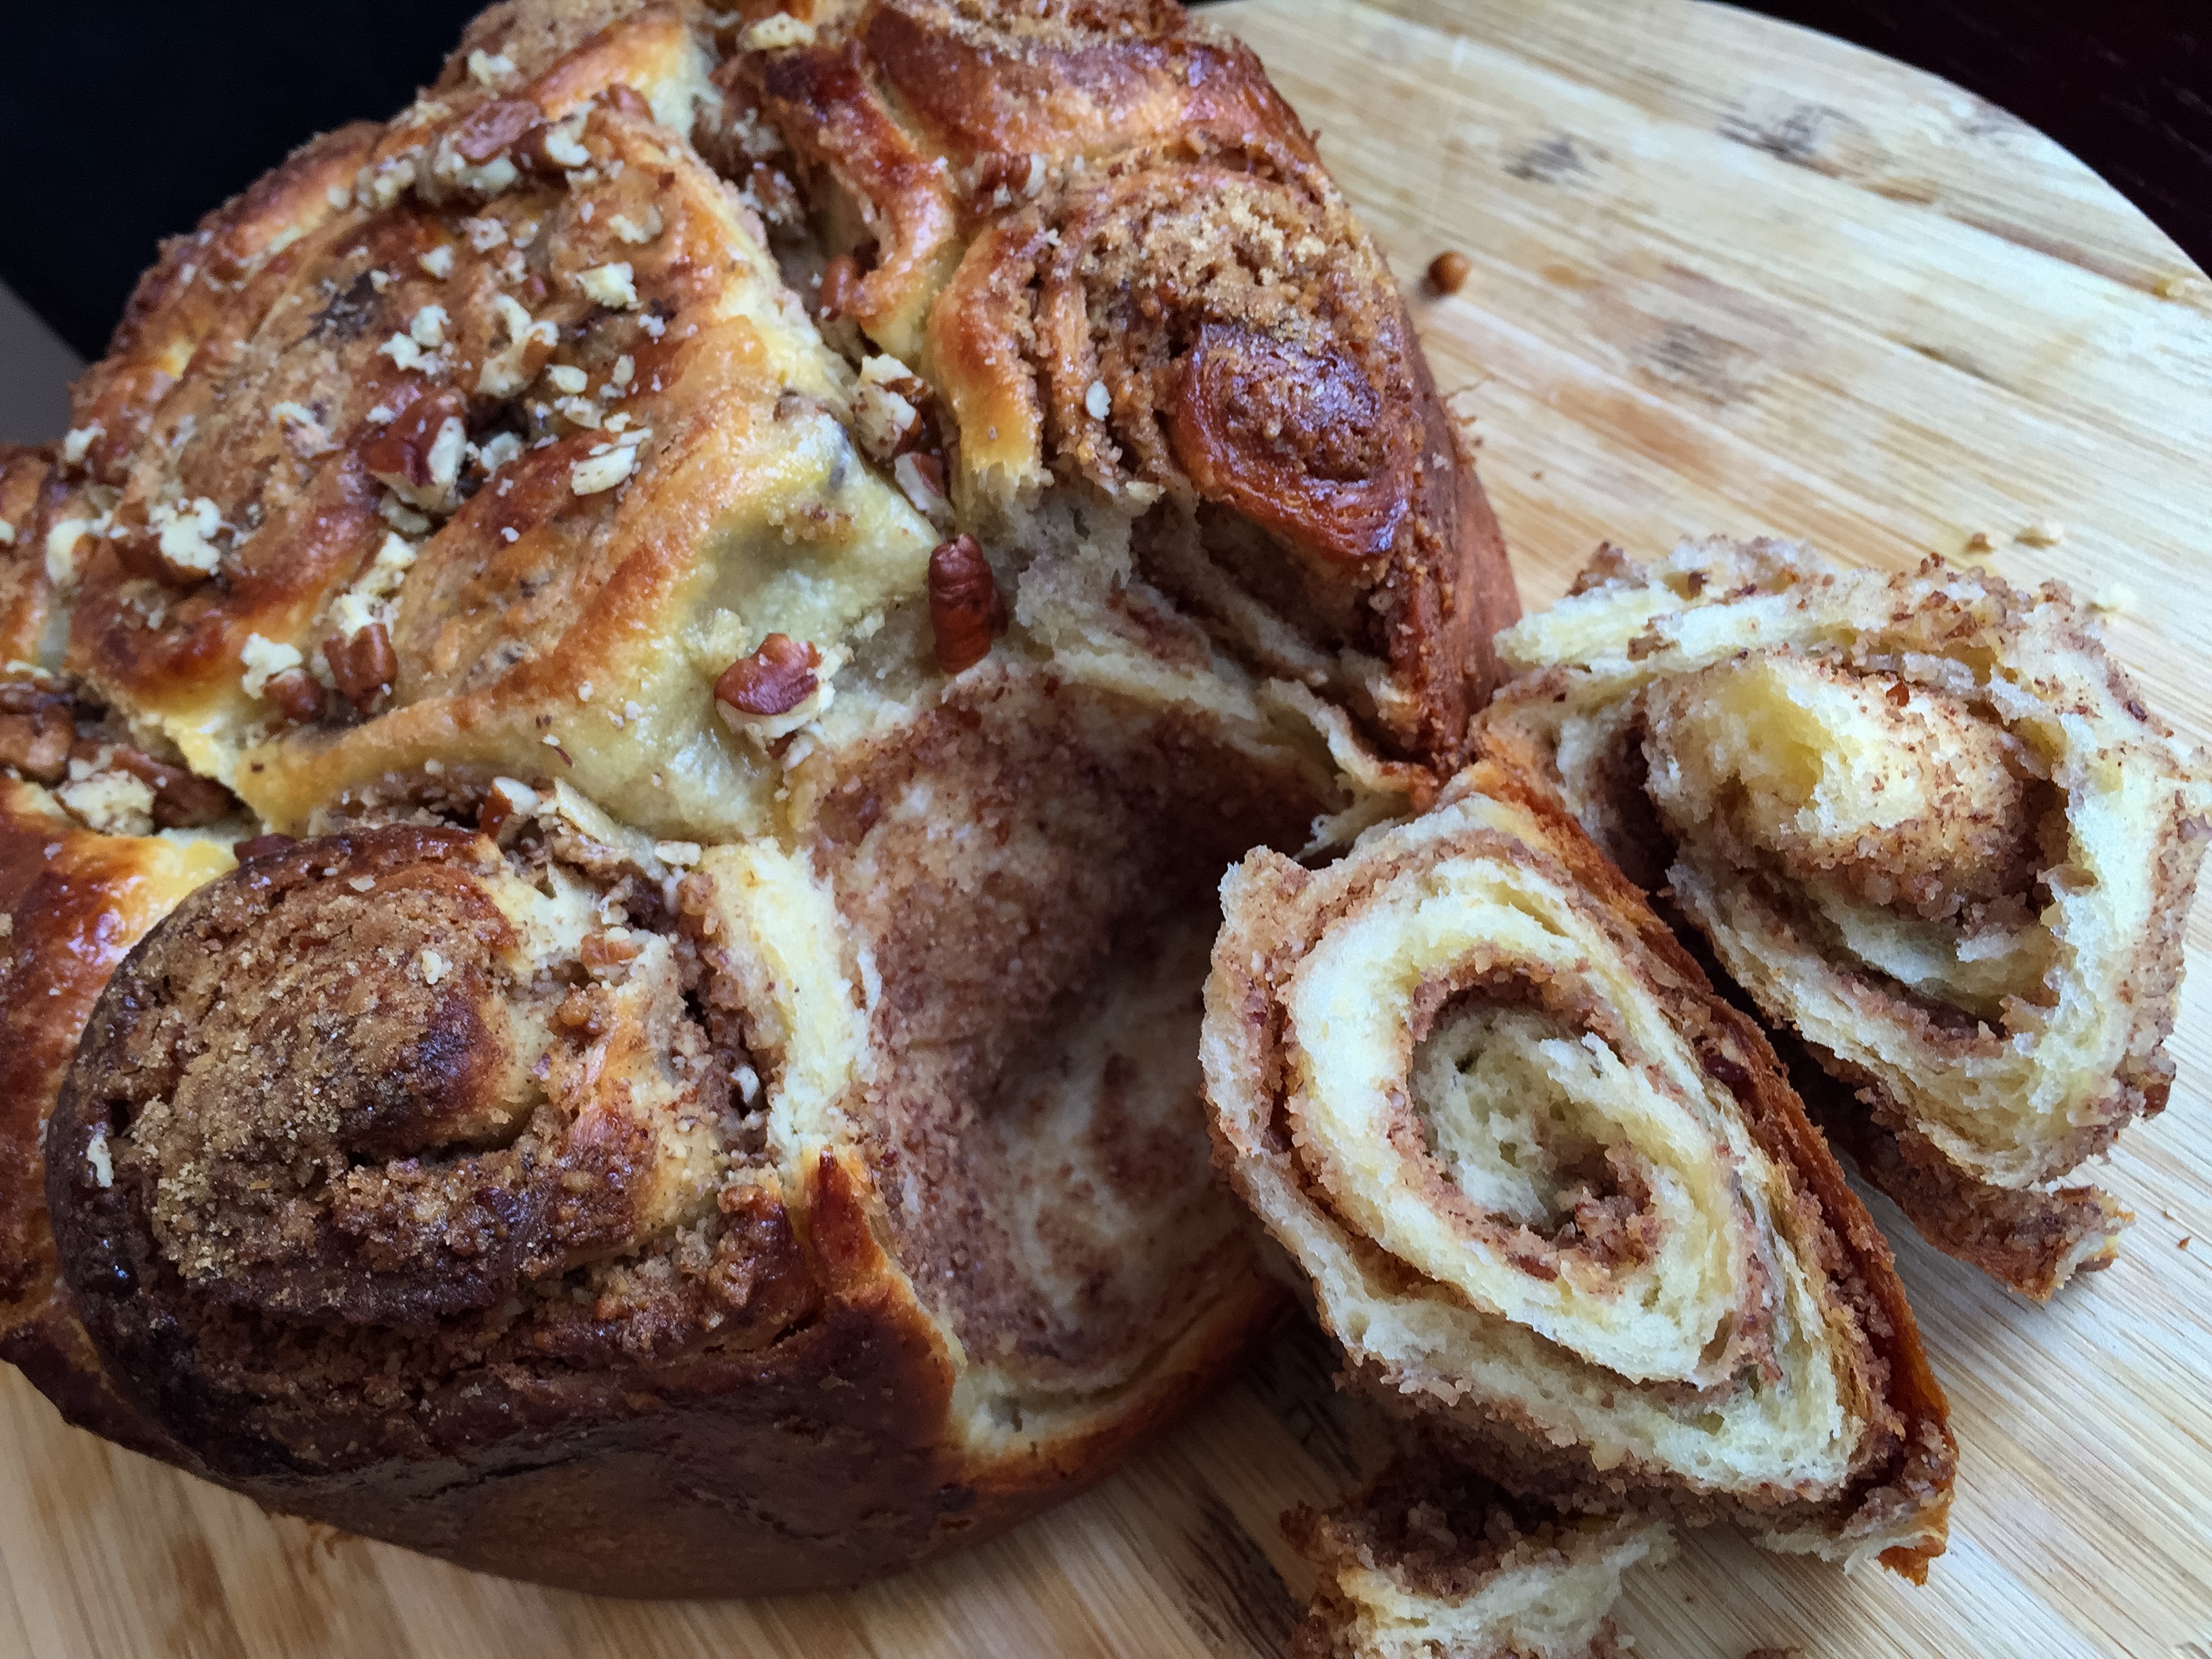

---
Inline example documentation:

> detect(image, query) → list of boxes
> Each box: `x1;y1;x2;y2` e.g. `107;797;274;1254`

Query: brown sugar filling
1641;657;2066;1029
813;676;1324;1399
1395;971;1663;1284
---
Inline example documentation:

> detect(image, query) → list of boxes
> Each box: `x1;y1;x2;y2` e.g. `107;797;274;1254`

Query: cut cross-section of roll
1204;757;1954;1578
1286;1458;1673;1659
1481;539;2212;1297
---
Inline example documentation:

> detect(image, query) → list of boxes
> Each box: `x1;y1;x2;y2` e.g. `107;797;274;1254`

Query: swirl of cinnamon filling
741;0;1515;764
46;822;756;1330
1030;159;1420;562
1204;758;1953;1572
1481;539;2212;1297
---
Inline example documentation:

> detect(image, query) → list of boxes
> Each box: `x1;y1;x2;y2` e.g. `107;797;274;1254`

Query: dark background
3;1;2206;363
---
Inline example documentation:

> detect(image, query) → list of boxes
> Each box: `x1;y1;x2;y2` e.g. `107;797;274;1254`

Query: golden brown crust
1203;754;1954;1578
56;17;842;831
37;813;1284;1593
64;125;385;487
0;779;236;1456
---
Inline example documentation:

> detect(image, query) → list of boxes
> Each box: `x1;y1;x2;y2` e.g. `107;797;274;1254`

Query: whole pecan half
928;535;1006;675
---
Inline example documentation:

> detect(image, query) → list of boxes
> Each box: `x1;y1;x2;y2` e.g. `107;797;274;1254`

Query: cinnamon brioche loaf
0;0;1517;1596
1202;756;1955;1624
1480;540;2211;1297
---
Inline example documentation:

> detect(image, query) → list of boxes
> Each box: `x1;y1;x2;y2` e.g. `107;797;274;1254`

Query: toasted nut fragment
579;929;646;970
108;497;230;588
1427;249;1473;295
817;253;861;323
234;833;298;862
75;741;239;829
264;668;327;725
361;385;470;510
969;150;1035;204
453;97;545;163
715;634;821;716
325;623;398;713
928;535;1006;675
476;776;541;843
554;985;609;1036
0;686;75;783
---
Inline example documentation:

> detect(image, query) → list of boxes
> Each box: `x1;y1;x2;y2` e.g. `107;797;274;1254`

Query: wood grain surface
4;2;2210;1654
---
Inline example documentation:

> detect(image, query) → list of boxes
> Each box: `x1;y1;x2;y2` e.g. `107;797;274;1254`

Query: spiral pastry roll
737;0;1519;764
37;781;1286;1593
1481;540;2212;1297
1286;1459;1673;1659
1205;758;1954;1573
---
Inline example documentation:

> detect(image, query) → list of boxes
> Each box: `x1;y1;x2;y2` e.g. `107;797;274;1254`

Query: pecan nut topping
264;668;328;725
325;623;398;714
714;634;821;716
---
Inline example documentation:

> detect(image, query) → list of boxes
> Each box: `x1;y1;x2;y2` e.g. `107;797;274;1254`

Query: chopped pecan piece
453;97;546;163
817;253;861;323
264;669;327;725
714;634;821;718
98;744;237;829
325;624;398;713
969;150;1032;202
0;685;75;783
579;929;647;970
476;776;539;843
361;384;469;511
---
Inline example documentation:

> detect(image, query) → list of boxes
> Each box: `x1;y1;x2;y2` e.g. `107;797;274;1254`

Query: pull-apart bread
1204;757;1955;1652
1480;541;2212;1298
0;0;1518;1595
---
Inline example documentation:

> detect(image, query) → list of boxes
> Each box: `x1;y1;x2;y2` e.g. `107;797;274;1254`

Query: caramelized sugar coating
737;0;1520;763
1481;540;2212;1297
0;0;1484;1597
1204;758;1953;1579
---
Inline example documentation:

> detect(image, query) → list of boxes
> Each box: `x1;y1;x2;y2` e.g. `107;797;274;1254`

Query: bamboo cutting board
4;1;2210;1654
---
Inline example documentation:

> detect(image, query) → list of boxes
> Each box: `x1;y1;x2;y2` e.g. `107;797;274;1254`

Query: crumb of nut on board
1427;249;1473;294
